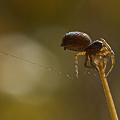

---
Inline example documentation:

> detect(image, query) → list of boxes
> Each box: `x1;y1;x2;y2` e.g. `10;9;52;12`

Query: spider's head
92;40;103;50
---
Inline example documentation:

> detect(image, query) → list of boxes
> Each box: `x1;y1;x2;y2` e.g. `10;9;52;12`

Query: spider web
0;50;75;80
0;49;100;80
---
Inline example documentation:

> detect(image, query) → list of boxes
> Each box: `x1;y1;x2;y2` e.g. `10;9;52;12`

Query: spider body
61;31;115;78
61;32;92;51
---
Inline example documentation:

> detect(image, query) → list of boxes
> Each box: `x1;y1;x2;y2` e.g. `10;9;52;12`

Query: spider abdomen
61;32;92;51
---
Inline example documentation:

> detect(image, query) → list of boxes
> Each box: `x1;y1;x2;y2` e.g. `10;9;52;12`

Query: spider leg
89;55;99;71
100;47;108;52
75;51;86;78
99;38;112;51
103;50;115;77
84;54;99;71
100;47;108;72
96;50;115;77
97;39;115;77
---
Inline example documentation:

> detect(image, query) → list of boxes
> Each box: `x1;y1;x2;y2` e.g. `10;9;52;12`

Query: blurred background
0;0;120;120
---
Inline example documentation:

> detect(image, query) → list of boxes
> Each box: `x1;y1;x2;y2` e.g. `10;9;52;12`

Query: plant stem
95;57;118;120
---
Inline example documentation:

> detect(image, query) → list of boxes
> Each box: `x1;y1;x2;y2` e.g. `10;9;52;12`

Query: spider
61;31;115;78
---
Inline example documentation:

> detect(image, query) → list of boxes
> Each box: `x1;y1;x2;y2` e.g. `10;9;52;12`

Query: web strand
0;50;74;79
